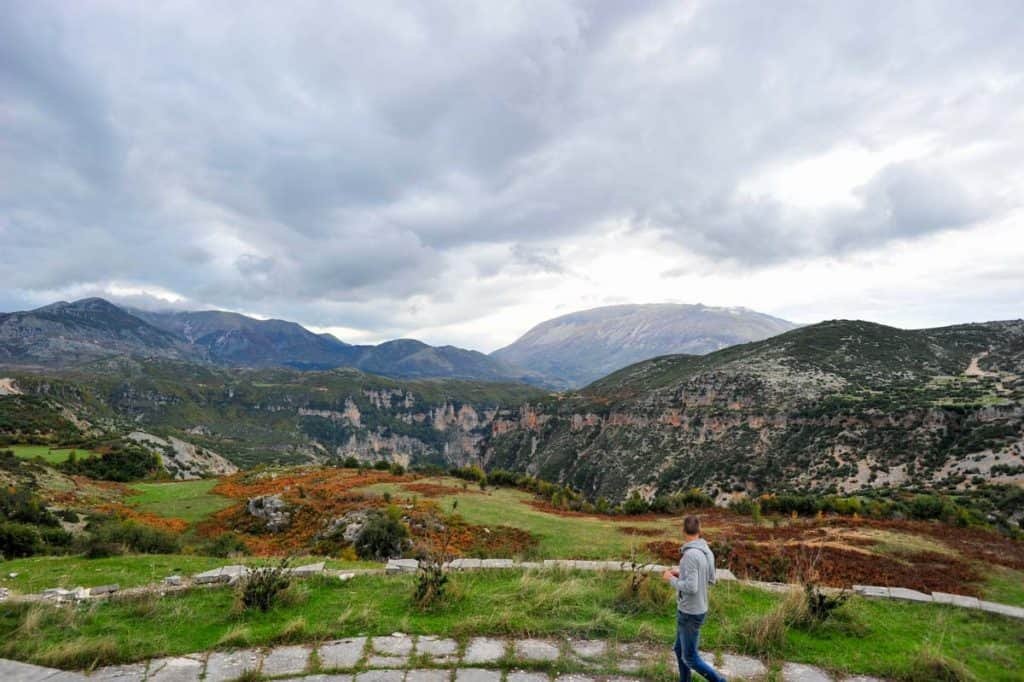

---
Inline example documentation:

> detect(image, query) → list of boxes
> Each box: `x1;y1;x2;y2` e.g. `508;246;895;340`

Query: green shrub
354;510;409;560
201;532;249;558
59;443;159;482
0;521;41;558
237;558;292;613
84;519;180;555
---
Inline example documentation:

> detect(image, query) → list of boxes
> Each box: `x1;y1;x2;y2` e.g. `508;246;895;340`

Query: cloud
1;0;1022;348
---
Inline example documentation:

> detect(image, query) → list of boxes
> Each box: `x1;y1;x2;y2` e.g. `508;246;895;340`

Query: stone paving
0;635;890;681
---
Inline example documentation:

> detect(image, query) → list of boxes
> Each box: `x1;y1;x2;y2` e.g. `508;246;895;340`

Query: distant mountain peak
491;302;797;387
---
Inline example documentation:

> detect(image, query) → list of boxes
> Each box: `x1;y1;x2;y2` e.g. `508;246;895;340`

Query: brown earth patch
618;526;665;537
97;502;190;534
401;482;471;497
645;537;985;596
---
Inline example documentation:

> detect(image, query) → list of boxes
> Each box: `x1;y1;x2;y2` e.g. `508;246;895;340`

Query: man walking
662;515;726;682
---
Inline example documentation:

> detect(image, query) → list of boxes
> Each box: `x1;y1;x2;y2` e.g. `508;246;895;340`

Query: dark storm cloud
1;0;1021;334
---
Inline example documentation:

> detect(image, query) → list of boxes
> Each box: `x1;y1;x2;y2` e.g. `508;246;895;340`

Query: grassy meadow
7;444;102;464
358;477;680;558
125;479;235;524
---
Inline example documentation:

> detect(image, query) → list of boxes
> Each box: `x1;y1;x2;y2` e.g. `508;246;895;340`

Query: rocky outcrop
247;494;291;532
129;431;238;480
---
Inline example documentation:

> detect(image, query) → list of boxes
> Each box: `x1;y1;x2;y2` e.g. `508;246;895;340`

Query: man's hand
662;568;675;582
670;567;679;577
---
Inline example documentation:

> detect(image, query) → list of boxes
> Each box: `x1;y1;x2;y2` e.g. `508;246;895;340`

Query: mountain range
2;318;1021;503
0;298;545;385
0;298;798;387
490;303;798;387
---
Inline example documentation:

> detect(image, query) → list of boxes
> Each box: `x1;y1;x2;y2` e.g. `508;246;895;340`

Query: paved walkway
0;635;885;682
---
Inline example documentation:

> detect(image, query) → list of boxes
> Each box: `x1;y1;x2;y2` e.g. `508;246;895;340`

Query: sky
1;1;1022;352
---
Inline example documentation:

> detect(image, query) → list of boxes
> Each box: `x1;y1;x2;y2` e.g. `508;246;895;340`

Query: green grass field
359;478;679;559
983;566;1024;607
125;479;235;524
0;570;1020;679
6;444;101;464
0;554;379;593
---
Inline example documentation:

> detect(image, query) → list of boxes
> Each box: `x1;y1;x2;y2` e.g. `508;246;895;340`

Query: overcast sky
2;1;1022;351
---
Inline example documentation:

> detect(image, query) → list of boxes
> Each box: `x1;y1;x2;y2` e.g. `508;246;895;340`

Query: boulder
322;510;371;543
246;494;291;532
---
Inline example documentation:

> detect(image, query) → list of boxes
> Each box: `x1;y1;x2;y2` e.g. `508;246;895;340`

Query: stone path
0;635;887;682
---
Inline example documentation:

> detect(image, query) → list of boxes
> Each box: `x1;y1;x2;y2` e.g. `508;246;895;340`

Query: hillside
2;360;546;469
483;319;1024;503
490;303;797;387
0;298;189;367
1;299;546;385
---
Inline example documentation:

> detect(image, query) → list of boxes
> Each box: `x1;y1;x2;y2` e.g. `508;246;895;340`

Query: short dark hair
683;515;701;535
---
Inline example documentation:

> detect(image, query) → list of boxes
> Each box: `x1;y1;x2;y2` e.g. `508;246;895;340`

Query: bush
341;456;360;468
354;510;409;560
0;521;41;558
372;460;391;471
201;532;249;558
0;488;59;526
413;559;449;609
84;519;180;555
389;462;406;476
237;558;292;612
60;444;159;482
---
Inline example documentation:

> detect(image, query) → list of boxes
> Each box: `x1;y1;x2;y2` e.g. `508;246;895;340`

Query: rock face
247;494;291;531
491;303;797;388
483;319;1024;503
129;431;238;480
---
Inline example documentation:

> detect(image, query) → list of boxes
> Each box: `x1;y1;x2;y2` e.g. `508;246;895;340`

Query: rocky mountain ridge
0;299;546;385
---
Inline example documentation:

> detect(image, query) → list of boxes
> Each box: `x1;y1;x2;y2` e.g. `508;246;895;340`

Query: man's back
672;538;716;615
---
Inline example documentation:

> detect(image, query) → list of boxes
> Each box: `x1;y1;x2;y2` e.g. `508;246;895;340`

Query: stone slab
978;600;1024;619
841;677;885;682
507;673;549;682
463;638;506;664
366;656;408;668
260;645;313;677
277;677;351;682
888;587;932;604
370;635;414;656
782;662;833;681
318;637;367;670
448;558;482;569
715;568;737;581
384;559;418;574
290;562;326;577
88;663;148;680
513;639;559;662
717;652;768;678
852;585;890;598
554;676;597;682
88;584;119;596
405;671;452;682
416;636;459;658
0;659;81;682
145;655;203;682
568;638;607;659
454;670;501;682
354;671;404;682
203;649;261;682
193;565;249;585
480;558;514;569
931;592;980;609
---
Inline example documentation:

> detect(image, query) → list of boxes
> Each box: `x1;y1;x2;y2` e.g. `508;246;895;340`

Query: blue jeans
673;611;726;682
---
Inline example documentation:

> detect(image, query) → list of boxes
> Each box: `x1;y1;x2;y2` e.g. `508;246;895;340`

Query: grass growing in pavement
0;554;379;593
6;444;102;464
983;566;1024;607
0;570;1020;679
125;479;235;524
359;478;680;559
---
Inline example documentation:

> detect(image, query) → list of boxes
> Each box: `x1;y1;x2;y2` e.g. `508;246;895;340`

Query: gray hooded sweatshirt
668;538;716;615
